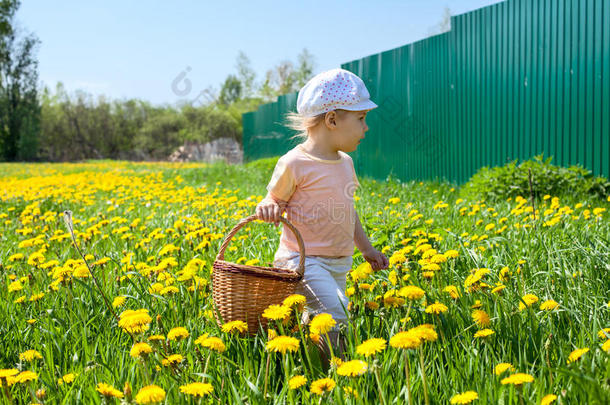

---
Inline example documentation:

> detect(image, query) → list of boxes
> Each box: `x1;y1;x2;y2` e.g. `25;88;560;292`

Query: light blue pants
273;246;353;328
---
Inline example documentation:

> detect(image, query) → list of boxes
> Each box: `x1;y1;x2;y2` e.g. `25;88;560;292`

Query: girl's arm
354;212;389;271
256;192;288;226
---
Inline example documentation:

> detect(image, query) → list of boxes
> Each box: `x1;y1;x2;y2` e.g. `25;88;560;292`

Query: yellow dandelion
283;294;306;310
425;301;448;314
310;378;335;395
148;334;165;342
567;347;589;364
14;371;38;383
112;296;126;308
288;375;307;390
501;373;534;385
262;304;291;321
221;320;248;334
450;391;479;404
601;340;610;352
398;285;425;300
135;384;166;404
409;324;438;342
596;328;610;340
444;250;459;258
443;285;461;299
494;363;515;375
474;329;495;338
19;350;43;362
540;300;559;311
310;313;336;335
130;342;153;358
118;309;152;334
161;354;183;366
337;360;368;377
356;338;387;357
540;394;557;405
266;336;300;355
195;336;226;353
389;331;421;349
472;310;491;327
96;382;124;398
179;382;213;397
57;372;77;385
167;327;189;341
518;294;539;310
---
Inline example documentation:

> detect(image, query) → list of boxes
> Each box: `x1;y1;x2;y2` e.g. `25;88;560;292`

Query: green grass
0;159;608;404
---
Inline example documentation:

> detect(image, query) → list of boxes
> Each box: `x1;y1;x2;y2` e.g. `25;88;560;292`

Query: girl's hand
255;198;282;226
362;248;389;271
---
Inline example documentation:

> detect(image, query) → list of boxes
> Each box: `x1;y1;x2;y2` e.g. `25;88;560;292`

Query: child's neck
300;137;341;161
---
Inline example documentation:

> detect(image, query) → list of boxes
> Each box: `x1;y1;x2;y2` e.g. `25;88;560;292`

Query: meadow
0;159;609;404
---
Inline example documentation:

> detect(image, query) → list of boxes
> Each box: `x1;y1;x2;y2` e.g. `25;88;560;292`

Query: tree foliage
0;0;40;161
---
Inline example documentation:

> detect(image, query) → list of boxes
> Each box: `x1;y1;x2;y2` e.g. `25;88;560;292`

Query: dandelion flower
337;360;368;377
398;285;425;300
602;340;610;352
161;354;183;366
501;373;534;385
444;285;461;299
19;350;42;362
540;300;559;311
597;328;610;340
283;294;306;310
450;391;479;404
96;383;124;398
288;375;307;390
344;386;359;398
390;331;421;349
310;313;336;335
266;336;300;355
262;304;291;321
518;294;539;310
425;301;448;314
444;250;459;258
135;384;166;404
474;329;495;338
494;363;515;375
57;373;77;385
148;334;165;342
541;394;558;405
179;382;213;397
14;371;38;383
118;309;152;334
409;324;438;342
310;378;335;395
130;342;153;358
196;337;226;353
167;327;189;341
356;338;387;357
221;320;248;334
472;310;491;327
567;347;589;364
0;369;18;379
112;296;126;308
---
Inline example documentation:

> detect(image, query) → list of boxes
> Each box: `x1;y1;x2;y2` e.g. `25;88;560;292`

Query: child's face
332;110;369;153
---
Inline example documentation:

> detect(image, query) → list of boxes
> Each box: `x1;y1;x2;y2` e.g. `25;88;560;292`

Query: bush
460;154;610;202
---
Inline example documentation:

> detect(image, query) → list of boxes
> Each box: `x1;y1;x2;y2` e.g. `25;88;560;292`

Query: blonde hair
284;110;347;141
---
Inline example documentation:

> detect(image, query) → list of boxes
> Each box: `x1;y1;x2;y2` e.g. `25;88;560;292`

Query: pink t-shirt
266;144;360;257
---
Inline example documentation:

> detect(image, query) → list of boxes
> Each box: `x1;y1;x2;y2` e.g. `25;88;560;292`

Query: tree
218;74;242;105
259;48;315;102
235;51;256;99
0;0;41;161
427;7;452;37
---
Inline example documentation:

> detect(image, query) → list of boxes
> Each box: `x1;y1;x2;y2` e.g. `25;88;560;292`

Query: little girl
256;68;389;351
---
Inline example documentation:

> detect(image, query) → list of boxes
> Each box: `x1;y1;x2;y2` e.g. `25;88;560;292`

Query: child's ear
324;111;337;129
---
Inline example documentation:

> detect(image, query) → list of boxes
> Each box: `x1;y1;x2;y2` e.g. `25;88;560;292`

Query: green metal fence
243;0;610;184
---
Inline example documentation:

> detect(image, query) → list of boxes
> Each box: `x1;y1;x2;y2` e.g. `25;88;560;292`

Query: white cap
296;68;378;117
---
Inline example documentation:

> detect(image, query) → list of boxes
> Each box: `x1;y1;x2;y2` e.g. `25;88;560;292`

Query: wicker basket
212;214;305;335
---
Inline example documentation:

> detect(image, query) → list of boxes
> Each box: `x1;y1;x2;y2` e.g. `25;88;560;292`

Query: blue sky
17;0;503;105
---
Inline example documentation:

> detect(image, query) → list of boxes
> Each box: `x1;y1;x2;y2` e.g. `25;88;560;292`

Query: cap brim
340;99;378;112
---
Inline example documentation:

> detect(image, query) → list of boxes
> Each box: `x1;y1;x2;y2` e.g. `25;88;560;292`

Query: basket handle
215;214;305;277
